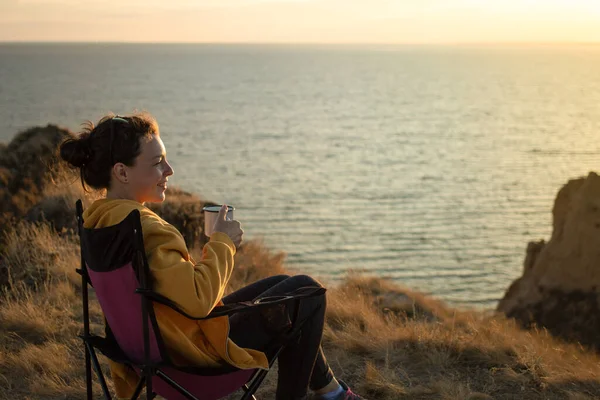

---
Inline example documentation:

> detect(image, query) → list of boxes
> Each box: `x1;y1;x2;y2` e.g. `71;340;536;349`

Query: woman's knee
289;274;324;289
270;274;291;283
291;275;327;310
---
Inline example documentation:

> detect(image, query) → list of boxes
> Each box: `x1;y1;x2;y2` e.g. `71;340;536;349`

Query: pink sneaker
338;381;365;400
313;380;365;400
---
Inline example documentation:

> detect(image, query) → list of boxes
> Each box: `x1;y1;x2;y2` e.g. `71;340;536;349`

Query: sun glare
1;0;599;42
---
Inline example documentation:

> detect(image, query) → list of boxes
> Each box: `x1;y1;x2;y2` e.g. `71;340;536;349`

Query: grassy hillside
1;214;600;399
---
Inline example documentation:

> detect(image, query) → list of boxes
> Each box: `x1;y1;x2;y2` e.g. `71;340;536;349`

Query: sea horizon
1;40;599;46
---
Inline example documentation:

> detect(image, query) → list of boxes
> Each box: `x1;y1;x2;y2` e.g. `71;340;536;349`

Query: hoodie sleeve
140;211;236;318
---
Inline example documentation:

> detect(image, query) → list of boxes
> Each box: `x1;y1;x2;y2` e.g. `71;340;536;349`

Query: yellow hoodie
83;199;268;398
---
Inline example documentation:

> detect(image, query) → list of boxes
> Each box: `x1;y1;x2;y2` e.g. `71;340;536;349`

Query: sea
1;43;599;309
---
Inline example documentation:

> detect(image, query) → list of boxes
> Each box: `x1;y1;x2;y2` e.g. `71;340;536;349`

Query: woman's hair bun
60;136;92;168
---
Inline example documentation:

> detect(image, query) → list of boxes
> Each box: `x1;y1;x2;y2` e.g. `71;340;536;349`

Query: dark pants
224;275;334;400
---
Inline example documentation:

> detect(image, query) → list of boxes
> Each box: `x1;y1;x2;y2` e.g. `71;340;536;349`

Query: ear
112;163;129;184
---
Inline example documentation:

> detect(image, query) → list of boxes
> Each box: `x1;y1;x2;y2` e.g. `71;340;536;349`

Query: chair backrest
78;207;164;365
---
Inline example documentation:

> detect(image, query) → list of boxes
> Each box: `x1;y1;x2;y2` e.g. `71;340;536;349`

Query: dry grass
2;219;600;400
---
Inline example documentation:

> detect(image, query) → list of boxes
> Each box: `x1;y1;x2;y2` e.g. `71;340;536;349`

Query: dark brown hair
60;112;159;191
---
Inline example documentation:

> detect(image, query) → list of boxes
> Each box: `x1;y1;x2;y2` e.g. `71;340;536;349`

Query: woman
60;113;364;400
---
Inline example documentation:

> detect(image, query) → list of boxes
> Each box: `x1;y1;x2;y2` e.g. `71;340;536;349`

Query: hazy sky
1;0;600;43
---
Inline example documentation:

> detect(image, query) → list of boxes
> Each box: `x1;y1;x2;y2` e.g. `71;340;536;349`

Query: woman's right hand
212;204;244;248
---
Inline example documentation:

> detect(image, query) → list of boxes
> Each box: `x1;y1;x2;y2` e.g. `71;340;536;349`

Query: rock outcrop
0;125;74;218
498;172;600;349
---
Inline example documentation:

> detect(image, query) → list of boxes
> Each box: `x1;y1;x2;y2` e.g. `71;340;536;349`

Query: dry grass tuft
362;362;408;397
0;220;80;290
3;340;89;399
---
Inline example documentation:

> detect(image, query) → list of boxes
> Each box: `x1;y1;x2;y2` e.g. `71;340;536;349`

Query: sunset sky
1;0;599;43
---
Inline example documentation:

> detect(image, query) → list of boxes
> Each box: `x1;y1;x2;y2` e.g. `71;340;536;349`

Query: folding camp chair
75;200;326;400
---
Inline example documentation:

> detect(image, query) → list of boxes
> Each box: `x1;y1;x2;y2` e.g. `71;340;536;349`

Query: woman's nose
165;161;174;176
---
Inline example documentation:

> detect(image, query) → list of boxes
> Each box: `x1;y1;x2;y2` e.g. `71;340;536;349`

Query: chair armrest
135;286;326;320
75;268;93;286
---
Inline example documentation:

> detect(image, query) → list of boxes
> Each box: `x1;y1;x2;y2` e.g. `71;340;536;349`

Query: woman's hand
212;204;244;248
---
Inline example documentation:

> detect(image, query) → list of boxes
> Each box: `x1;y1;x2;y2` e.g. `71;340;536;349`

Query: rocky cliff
498;172;600;349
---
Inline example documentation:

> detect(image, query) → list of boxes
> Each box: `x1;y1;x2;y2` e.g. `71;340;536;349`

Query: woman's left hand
213;204;244;248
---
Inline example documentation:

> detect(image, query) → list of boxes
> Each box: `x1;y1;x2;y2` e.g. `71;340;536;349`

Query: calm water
1;43;599;308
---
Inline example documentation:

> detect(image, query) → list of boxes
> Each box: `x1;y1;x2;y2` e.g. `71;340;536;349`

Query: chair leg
87;342;113;399
241;343;286;400
240;369;269;400
241;383;258;400
242;393;258;400
145;367;154;399
241;390;258;400
85;345;93;400
129;377;145;400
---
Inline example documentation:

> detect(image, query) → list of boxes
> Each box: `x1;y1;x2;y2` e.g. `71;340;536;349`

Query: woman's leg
272;277;333;397
222;274;291;304
228;275;334;400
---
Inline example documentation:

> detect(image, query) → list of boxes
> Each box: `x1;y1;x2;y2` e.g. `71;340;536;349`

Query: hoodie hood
82;199;155;229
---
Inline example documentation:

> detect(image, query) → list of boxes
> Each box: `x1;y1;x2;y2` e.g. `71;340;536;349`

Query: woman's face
125;135;174;203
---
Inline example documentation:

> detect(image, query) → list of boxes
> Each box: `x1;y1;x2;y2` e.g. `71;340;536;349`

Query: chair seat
132;366;256;400
87;333;257;399
87;334;242;375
